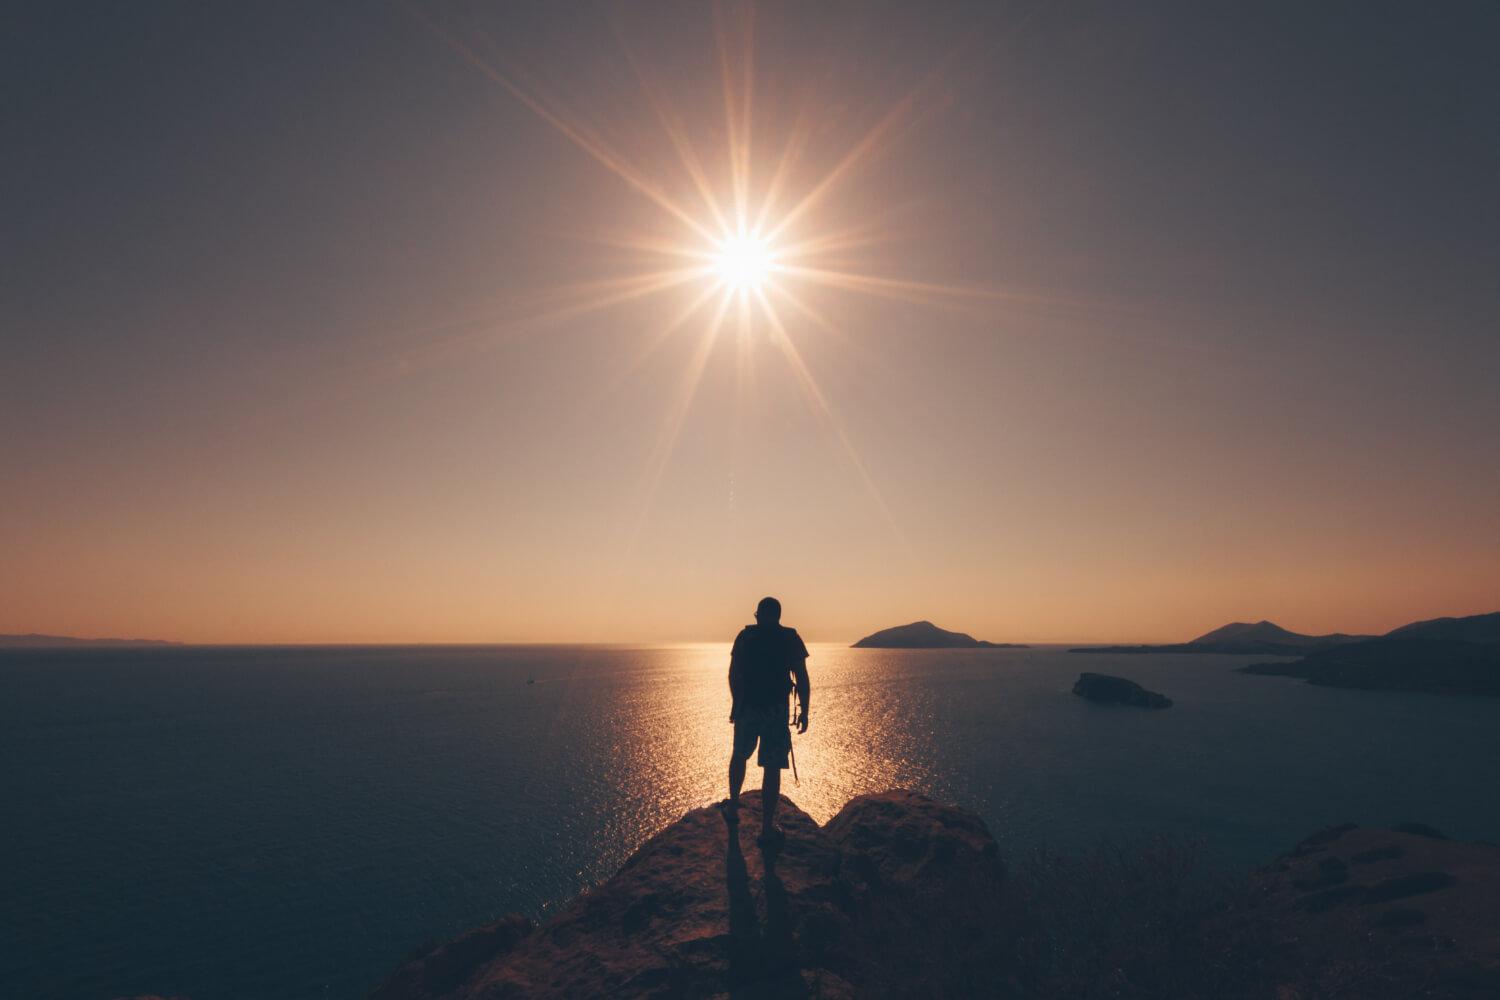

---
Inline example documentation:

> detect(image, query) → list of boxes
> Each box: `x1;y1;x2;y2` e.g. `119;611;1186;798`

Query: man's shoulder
779;625;809;653
733;623;806;652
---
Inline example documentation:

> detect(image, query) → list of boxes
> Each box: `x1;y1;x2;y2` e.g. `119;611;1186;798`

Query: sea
4;643;1498;1000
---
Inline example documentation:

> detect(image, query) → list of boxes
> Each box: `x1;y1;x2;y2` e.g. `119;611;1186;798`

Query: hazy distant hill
1189;620;1369;650
851;621;1026;649
0;633;178;647
1241;611;1500;695
1384;611;1500;644
1073;619;1369;656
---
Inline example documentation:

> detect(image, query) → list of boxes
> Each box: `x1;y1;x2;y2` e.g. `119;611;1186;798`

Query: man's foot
756;825;785;850
719;797;740;824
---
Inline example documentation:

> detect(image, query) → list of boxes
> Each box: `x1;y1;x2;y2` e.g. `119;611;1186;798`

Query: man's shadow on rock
726;824;804;995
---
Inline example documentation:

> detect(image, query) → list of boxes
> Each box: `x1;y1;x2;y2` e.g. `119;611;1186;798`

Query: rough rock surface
371;792;1500;1000
1071;672;1173;708
371;915;534;1000
1251;824;1500;996
370;791;1013;999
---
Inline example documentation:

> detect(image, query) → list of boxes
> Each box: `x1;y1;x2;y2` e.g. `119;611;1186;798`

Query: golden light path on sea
599;644;946;851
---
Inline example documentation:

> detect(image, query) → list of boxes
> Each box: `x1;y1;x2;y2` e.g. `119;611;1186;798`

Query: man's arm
792;657;810;733
728;634;743;722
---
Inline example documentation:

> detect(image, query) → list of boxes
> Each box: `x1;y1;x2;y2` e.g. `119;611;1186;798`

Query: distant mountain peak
1191;620;1306;645
1075;619;1374;656
851;620;1027;649
1385;611;1500;644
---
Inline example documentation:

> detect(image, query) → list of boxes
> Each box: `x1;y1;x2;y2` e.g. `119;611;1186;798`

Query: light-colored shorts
732;706;792;770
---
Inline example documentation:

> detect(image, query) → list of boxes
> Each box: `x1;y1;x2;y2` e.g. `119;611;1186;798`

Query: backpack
731;625;795;711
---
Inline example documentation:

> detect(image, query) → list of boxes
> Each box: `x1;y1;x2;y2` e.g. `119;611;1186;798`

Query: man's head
755;596;782;625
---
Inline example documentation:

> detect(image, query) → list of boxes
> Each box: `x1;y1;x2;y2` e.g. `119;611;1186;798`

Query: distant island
851;620;1027;649
1072;671;1172;708
0;633;178;647
1240;611;1500;696
1070;619;1372;656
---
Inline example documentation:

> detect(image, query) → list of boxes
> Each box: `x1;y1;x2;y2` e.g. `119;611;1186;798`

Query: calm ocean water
4;643;1498;999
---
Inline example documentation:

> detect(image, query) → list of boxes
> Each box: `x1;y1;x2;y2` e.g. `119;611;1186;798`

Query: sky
4;1;1498;644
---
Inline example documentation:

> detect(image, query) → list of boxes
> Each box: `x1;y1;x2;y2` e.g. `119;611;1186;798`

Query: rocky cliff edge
370;790;1012;999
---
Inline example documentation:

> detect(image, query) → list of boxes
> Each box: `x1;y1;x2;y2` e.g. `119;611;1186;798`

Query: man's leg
727;717;753;815
761;765;780;833
728;754;746;805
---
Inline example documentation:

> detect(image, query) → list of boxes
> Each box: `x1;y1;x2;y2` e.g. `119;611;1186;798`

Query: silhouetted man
724;596;810;848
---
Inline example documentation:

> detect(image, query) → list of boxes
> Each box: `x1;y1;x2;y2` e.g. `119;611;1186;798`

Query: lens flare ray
407;3;1064;558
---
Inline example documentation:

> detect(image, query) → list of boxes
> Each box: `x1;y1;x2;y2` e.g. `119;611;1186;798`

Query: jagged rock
1251;825;1500;996
825;790;1010;997
1393;821;1449;839
1284;821;1359;856
1071;672;1172;708
1291;856;1349;890
370;915;533;1000
370;795;1500;1000
370;791;1015;999
1350;844;1406;864
827;789;1003;897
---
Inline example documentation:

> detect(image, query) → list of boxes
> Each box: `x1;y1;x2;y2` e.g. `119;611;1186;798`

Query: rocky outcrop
371;916;533;1000
1071;672;1172;708
370;792;1500;1000
370;791;1013;999
1251;824;1500;996
823;789;1011;996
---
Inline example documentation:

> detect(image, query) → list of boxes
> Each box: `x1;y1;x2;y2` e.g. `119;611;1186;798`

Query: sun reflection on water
604;643;942;852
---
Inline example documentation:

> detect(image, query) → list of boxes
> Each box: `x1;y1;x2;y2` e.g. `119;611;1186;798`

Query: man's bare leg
761;766;780;835
726;755;746;818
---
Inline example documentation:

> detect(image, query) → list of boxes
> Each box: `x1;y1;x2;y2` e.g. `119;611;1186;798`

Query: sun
411;6;995;552
711;231;774;292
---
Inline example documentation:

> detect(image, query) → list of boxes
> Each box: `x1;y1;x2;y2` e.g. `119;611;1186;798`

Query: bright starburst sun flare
409;6;1042;557
711;231;776;293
